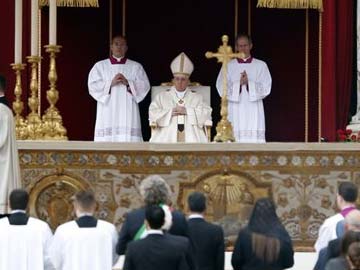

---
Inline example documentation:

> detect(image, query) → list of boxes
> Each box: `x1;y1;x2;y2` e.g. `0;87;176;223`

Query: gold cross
206;35;245;142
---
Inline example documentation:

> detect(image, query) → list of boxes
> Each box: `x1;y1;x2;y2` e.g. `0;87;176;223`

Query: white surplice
216;58;272;143
88;58;150;142
0;217;54;270
314;213;343;252
149;87;212;143
49;220;118;270
0;104;21;213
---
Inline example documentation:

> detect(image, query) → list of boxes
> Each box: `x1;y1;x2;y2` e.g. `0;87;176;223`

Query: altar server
0;189;54;270
49;190;118;270
88;35;150;142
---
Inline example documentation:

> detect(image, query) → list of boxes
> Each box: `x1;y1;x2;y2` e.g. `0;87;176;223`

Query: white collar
147;229;164;235
11;210;26;214
173;88;187;99
77;212;94;218
188;214;204;219
112;55;124;61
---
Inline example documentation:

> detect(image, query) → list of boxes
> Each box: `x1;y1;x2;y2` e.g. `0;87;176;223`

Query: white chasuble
49;220;118;270
0;104;21;213
149;87;212;143
0;217;54;270
216;58;272;143
88;58;150;142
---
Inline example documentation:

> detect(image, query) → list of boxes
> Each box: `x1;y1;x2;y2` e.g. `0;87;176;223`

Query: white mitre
170;52;194;77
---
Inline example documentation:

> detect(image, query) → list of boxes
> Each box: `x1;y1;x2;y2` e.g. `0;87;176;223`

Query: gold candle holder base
42;45;67;140
26;56;44;140
10;63;27;140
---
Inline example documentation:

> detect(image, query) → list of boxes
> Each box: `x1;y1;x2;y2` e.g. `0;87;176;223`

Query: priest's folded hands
111;73;128;87
172;105;187;116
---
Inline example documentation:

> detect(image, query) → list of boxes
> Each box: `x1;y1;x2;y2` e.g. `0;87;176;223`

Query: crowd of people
0;175;293;270
1;174;360;270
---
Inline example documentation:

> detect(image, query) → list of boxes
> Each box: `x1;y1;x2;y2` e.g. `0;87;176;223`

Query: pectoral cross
206;35;245;142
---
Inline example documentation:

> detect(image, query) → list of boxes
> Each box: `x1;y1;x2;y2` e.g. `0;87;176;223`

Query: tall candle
14;0;23;63
49;0;57;45
31;0;39;55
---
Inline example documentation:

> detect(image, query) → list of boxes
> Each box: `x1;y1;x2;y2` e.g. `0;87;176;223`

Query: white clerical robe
216;58;271;143
49;220;118;270
149;87;212;143
314;213;343;252
0;217;54;270
88;58;150;142
0;104;21;213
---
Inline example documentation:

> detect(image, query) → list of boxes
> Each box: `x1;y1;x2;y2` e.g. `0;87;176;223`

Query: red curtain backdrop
0;0;354;142
322;0;354;141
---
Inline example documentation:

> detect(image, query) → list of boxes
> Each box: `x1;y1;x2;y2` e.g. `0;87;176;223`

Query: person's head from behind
236;34;253;58
188;191;206;214
170;52;193;92
345;209;360;232
341;231;360;257
347;242;360;270
140;175;171;206
73;190;96;217
10;189;29;210
248;198;283;264
145;205;165;230
111;35;127;58
337;181;358;209
0;74;6;95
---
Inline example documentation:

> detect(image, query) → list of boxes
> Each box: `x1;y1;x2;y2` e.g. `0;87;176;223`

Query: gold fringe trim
257;0;323;11
39;0;99;7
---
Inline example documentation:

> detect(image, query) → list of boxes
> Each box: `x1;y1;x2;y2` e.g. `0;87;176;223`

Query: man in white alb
0;77;21;214
88;35;150;142
216;34;272;143
0;189;54;270
49;190;118;270
149;52;212;142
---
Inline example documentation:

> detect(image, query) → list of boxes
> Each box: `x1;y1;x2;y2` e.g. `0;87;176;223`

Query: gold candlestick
42;45;67;140
205;35;244;142
26;56;44;139
10;63;27;139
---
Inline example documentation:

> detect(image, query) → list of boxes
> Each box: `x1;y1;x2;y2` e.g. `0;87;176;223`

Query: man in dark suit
124;205;192;270
117;175;189;255
0;74;9;107
187;192;225;270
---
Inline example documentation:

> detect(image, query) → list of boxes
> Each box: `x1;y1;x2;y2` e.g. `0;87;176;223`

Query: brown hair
251;232;280;263
74;190;96;211
347;242;360;270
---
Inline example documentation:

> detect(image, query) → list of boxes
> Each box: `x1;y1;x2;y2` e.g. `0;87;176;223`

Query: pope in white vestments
88;35;150;142
49;190;118;270
149;52;212;143
0;189;54;270
216;34;272;143
0;103;21;213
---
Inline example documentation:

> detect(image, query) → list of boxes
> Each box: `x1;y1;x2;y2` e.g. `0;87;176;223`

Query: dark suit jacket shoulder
124;234;190;270
116;207;189;255
188;218;224;270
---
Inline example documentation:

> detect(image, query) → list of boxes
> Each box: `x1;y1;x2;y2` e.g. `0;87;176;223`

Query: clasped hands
111;73;128;87
172;106;187;116
240;71;248;86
